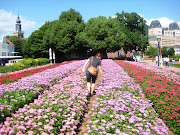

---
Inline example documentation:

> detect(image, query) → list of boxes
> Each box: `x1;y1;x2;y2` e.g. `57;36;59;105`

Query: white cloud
0;9;36;38
145;17;179;28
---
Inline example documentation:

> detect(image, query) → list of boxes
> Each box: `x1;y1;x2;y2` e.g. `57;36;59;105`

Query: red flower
157;101;166;104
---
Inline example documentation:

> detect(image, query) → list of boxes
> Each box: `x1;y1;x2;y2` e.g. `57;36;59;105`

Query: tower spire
13;14;24;39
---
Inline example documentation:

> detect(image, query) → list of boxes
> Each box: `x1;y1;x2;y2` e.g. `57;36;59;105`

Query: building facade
0;35;14;57
148;20;180;55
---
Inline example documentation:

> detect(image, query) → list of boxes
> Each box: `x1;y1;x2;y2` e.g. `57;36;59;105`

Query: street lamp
157;35;161;66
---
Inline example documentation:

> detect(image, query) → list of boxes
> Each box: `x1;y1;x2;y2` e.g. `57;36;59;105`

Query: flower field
125;61;180;84
0;62;72;85
0;61;82;122
86;60;169;135
0;59;178;134
115;60;180;134
0;61;89;134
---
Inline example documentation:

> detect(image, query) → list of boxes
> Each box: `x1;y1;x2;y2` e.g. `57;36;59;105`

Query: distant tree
6;36;26;56
161;47;175;57
145;47;158;57
167;48;175;57
161;47;168;57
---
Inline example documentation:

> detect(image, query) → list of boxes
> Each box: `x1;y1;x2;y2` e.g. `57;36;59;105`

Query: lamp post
157;35;161;66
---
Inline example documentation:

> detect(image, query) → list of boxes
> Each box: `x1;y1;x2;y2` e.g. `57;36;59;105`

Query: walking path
78;72;101;135
139;59;180;71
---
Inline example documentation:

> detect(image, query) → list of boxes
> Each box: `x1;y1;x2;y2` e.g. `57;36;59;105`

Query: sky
0;0;180;38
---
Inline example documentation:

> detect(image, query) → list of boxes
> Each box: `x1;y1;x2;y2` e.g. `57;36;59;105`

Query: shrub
33;59;39;66
12;62;25;69
37;58;50;65
19;58;33;68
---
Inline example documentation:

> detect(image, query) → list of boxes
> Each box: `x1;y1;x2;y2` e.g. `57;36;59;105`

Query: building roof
169;23;179;30
0;56;22;59
171;44;180;48
7;39;14;45
170;45;180;48
16;15;21;23
150;20;162;28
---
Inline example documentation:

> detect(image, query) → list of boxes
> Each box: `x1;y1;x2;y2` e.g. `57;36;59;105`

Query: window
2;52;6;56
2;45;5;48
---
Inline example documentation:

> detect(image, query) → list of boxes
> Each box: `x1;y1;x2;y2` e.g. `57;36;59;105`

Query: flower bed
115;60;180;134
0;61;72;85
86;60;169;135
0;63;89;135
125;61;180;84
0;60;84;122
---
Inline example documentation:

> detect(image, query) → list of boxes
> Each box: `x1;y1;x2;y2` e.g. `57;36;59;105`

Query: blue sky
0;0;180;38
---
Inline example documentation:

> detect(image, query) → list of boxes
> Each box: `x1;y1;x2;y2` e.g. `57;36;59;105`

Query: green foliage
161;47;175;57
161;47;168;57
27;9;149;58
116;11;146;35
43;8;86;55
12;62;25;69
145;47;158;57
36;58;50;65
26;23;50;58
19;58;33;68
0;58;50;73
167;48;175;57
84;16;125;52
116;11;148;52
0;65;22;73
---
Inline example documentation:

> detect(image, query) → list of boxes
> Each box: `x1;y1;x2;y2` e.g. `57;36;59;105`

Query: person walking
82;52;103;96
167;57;169;67
172;58;175;67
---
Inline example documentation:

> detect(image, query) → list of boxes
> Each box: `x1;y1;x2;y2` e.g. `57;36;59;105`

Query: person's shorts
86;71;98;83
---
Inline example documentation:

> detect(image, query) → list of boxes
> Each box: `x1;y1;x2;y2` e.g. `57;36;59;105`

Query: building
0;35;22;65
13;15;24;39
148;20;180;50
0;35;14;57
0;15;24;65
170;45;180;56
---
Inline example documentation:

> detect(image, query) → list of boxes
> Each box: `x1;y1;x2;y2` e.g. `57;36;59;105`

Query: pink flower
38;122;42;126
116;129;121;134
37;116;42;120
44;124;53;132
43;115;48;119
9;129;15;135
41;132;49;135
27;131;34;135
129;117;135;123
17;125;26;131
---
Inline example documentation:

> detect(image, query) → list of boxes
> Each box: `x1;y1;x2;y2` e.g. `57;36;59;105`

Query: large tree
26;22;50;58
47;8;86;54
84;16;126;53
116;11;149;52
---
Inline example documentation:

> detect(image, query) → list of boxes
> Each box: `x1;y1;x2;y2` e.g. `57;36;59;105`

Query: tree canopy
24;9;149;59
43;8;86;54
83;16;126;52
116;11;149;52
